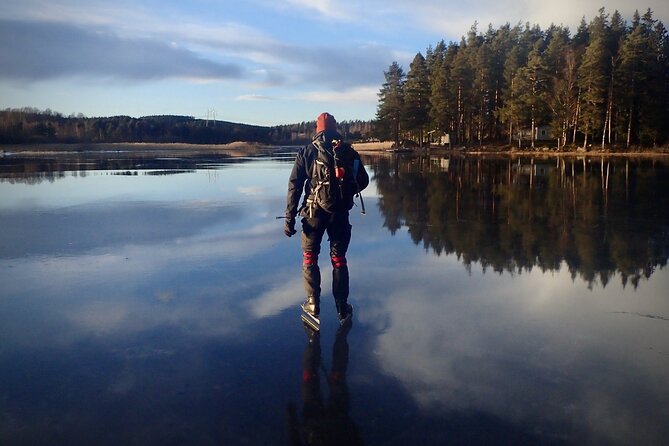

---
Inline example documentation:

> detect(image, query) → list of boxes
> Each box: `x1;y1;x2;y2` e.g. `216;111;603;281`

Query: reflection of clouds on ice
155;290;176;302
3;217;280;289
354;249;669;443
246;276;303;319
0;200;246;259
68;299;129;334
68;291;248;345
0;213;289;348
236;186;267;196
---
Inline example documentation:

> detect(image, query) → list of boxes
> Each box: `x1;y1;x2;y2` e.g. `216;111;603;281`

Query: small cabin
516;125;552;142
535;125;551;141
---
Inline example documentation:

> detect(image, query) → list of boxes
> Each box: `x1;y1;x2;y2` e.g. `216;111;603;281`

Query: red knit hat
316;112;337;134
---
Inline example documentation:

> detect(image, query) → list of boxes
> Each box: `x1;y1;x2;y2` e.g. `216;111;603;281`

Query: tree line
371;155;668;288
376;8;669;150
0;108;375;145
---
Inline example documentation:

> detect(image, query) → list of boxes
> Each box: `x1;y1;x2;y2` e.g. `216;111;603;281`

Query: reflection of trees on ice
372;155;669;288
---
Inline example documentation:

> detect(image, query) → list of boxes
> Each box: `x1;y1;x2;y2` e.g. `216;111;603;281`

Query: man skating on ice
284;112;369;330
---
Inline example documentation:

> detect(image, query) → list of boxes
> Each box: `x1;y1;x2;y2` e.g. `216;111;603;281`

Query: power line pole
205;108;217;127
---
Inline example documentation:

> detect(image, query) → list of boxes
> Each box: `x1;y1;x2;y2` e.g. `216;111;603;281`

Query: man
284;112;369;330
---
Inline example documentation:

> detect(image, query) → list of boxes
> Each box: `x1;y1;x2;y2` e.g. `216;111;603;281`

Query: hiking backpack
306;138;364;216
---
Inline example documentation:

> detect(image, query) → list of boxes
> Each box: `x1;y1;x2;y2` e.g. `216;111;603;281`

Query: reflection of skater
287;321;364;446
284;112;369;330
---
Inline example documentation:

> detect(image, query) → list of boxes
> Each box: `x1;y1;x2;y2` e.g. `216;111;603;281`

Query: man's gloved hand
284;216;297;237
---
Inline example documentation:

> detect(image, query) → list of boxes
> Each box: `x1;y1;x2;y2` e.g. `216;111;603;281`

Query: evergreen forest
376;8;669;150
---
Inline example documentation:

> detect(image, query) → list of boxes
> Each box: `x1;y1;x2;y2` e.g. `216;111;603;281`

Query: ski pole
358;192;366;215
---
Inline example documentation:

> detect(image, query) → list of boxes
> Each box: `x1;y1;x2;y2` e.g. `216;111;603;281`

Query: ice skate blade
301;312;320;331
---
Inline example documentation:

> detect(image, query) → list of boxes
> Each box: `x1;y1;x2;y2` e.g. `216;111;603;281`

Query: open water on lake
1;151;668;445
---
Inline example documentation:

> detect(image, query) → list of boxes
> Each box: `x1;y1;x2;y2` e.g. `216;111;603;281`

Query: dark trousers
301;210;351;303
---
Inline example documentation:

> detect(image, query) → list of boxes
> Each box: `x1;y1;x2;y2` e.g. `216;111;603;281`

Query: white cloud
283;0;352;21
375;0;669;37
0;20;244;82
297;86;378;104
0;0;149;27
235;94;273;102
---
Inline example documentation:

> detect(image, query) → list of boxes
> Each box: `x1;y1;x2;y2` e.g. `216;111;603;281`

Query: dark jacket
286;133;369;219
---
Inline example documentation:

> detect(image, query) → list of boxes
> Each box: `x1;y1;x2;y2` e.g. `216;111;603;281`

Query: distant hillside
0;108;375;145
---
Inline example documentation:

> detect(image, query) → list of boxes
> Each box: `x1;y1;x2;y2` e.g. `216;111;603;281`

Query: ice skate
300;296;320;331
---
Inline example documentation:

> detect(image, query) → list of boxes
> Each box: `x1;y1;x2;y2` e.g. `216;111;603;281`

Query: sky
1;1;668;126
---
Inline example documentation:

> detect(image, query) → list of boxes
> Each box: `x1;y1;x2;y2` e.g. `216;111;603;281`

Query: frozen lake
1;151;668;445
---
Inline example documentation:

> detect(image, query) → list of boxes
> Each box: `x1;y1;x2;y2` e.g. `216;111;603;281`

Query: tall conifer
403;53;431;147
577;9;610;148
376;62;406;147
429;42;458;143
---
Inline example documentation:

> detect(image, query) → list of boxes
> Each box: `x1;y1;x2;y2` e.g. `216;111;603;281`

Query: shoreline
354;141;669;158
0;141;281;152
0;142;297;159
2;141;668;158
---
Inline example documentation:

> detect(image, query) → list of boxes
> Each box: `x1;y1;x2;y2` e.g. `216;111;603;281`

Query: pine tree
603;10;627;146
450;23;484;145
501;39;550;150
487;23;517;141
473;27;500;145
376;61;405;147
497;24;528;146
523;40;550;148
504;69;532;147
429;42;457;144
617;11;644;147
450;37;473;144
544;28;578;149
497;45;522;146
656;20;669;144
425;41;443;76
403;53;431;147
637;10;668;145
574;17;589;46
577;9;611;148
